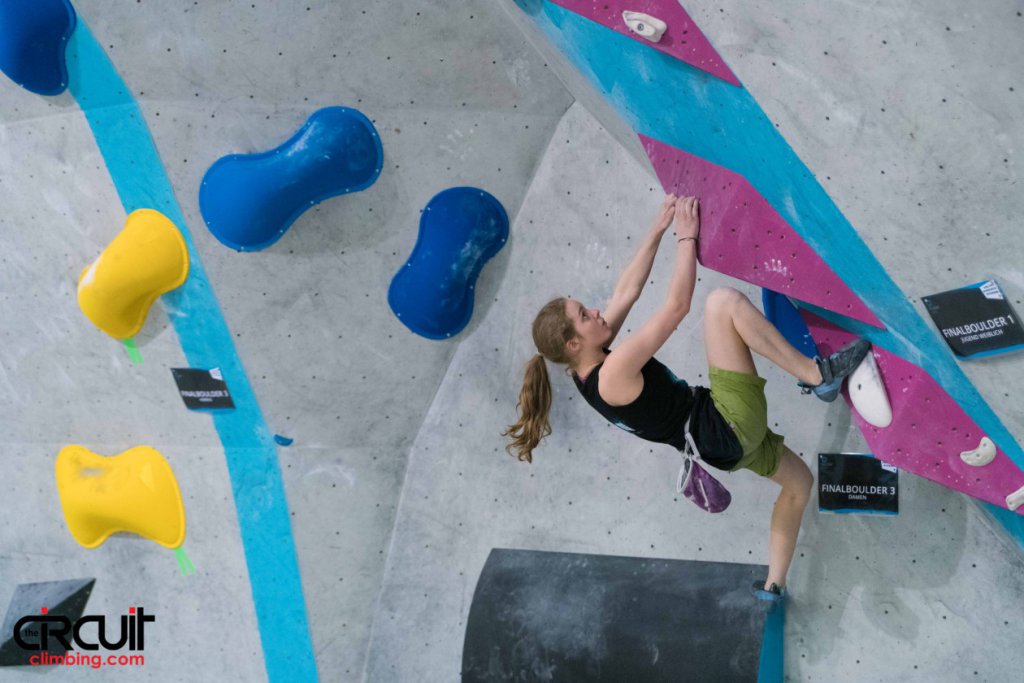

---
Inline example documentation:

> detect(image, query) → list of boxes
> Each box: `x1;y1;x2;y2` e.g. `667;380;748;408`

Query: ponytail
503;354;554;463
504;297;576;463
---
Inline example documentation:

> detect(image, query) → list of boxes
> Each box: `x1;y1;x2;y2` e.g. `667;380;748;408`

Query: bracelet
677;236;697;243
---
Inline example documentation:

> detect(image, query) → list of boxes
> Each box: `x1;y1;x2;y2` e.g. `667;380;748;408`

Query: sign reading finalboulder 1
818;453;898;516
922;280;1024;358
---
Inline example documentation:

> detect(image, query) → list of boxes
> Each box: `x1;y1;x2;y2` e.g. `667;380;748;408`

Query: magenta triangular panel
548;0;740;86
641;134;883;328
801;311;1024;514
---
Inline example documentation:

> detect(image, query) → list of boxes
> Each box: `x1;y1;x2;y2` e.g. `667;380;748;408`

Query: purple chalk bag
676;417;732;513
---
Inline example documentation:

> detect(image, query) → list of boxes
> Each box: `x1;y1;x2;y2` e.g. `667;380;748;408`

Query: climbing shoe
798;338;872;403
752;580;787;602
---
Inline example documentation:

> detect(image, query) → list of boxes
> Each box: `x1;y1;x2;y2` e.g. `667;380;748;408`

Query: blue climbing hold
273;434;293;447
199;106;383;251
762;289;818;359
0;0;76;96
389;188;509;340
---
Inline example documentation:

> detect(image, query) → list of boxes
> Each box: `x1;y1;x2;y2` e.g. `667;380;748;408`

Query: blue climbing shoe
799;338;871;403
752;580;787;603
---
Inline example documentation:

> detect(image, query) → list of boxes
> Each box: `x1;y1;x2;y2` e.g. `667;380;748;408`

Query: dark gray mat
0;579;96;667
462;549;775;682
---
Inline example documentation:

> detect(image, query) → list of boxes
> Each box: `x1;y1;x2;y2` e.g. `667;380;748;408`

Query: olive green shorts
708;366;785;478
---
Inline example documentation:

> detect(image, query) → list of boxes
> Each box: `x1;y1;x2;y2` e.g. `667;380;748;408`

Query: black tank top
572;353;743;470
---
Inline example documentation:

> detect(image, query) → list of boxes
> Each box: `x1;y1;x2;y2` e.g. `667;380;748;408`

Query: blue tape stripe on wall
66;21;317;682
757;602;784;683
524;2;1024;546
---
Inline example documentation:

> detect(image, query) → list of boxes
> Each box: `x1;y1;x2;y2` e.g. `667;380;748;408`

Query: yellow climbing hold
77;209;189;339
55;445;186;550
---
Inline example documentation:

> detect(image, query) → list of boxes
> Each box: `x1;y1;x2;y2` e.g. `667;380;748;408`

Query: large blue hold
199;106;383;251
762;289;818;359
0;0;76;95
389;188;509;340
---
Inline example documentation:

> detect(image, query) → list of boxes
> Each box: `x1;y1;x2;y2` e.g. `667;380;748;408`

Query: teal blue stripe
66;22;317;682
757;600;785;683
527;3;1024;515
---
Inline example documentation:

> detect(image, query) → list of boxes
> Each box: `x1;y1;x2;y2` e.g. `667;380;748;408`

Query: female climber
504;194;870;601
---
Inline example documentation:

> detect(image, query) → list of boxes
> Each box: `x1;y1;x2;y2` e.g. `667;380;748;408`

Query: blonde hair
503;298;577;463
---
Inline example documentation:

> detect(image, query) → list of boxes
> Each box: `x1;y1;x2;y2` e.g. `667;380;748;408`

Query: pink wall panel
641;133;883;328
802;311;1024;514
548;0;740;86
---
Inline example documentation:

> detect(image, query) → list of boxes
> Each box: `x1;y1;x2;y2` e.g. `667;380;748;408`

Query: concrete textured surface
1;0;569;680
0;0;1022;681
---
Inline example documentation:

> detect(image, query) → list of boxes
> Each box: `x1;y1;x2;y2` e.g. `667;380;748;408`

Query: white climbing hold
847;350;892;428
622;11;667;43
1006;484;1024;512
960;437;996;467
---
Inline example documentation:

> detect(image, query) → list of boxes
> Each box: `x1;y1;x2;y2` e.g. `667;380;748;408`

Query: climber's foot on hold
799;338;871;403
752;580;787;603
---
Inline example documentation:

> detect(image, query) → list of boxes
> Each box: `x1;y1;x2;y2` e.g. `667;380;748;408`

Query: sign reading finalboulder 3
818;453;899;516
12;606;152;669
171;367;235;409
922;279;1024;358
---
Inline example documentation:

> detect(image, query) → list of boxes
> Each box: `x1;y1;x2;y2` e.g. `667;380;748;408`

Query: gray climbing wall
364;97;1024;683
0;0;1022;681
0;0;569;680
